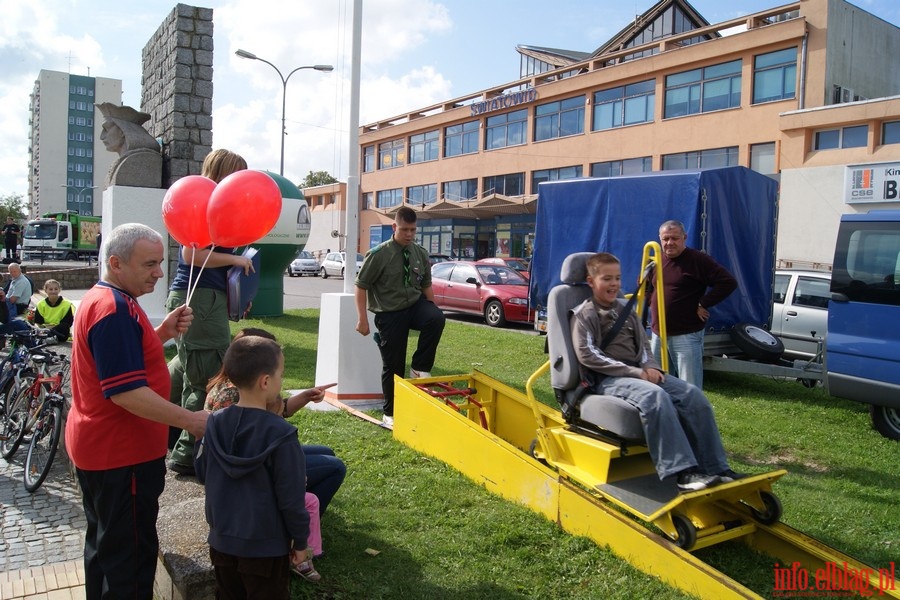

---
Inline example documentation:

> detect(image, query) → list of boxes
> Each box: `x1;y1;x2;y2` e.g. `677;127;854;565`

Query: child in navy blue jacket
195;335;310;599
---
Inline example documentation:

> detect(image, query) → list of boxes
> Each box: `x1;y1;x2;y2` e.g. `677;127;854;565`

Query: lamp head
235;49;258;60
313;64;334;72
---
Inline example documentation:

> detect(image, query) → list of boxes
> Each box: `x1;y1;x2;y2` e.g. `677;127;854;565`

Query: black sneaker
167;460;195;477
717;469;747;483
676;470;720;492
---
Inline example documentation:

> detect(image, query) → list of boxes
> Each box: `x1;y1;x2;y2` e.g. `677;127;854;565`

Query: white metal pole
342;0;363;294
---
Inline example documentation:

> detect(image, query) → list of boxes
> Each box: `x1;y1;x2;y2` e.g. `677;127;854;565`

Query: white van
771;269;831;360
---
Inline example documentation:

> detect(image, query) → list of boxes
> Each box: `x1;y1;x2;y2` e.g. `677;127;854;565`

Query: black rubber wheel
731;324;784;363
527;438;548;466
798;378;818;388
750;490;783;525
24;405;62;493
870;405;900;440
320;267;328;279
484;299;506;328
671;513;697;550
0;378;34;460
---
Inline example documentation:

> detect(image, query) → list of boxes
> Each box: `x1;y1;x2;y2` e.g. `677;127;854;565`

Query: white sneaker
409;368;432;378
381;415;394;429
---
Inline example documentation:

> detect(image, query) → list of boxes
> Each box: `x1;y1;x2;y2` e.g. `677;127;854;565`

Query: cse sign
844;162;900;204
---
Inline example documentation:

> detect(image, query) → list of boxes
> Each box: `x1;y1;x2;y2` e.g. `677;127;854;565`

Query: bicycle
23;350;71;492
0;330;60;461
0;329;49;459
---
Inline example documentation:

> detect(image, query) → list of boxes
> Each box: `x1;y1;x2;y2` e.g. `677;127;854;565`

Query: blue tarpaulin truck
529;166;900;440
530;166;778;357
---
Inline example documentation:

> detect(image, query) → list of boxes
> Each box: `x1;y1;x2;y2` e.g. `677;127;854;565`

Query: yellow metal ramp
393;372;898;600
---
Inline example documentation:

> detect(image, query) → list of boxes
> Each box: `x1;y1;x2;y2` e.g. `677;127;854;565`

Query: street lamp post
235;49;333;176
59;184;98;215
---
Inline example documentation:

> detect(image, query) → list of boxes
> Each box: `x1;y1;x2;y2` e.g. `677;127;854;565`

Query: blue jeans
651;329;705;389
595;374;730;480
0;318;30;337
303;445;346;517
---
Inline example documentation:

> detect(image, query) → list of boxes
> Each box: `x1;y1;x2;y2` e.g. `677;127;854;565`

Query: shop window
443;179;477;202
534;96;585;141
882;121;900;145
590;157;652;178
378;139;405;169
593;80;655;131
363;145;375;173
665;60;741;118
532;166;582;192
444;120;479;157
662;146;738;170
485;109;527;150
408;184;437;206
750;142;776;174
409;130;439;164
814;125;867;150
753;47;797;104
483;173;524;196
376;188;403;208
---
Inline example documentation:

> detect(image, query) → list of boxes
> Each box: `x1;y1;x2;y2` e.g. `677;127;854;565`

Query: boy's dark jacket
195;405;310;557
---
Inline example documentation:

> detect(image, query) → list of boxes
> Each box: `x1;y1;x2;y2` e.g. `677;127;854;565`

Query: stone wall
139;3;214;281
16;266;99;292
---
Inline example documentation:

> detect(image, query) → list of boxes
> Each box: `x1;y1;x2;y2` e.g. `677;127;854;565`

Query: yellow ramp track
393;374;899;600
394;375;758;599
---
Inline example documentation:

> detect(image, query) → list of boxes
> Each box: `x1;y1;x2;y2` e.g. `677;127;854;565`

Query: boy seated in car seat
570;252;744;492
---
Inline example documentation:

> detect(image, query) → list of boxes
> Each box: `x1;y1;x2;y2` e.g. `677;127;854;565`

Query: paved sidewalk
0;560;84;599
0;449;86;600
0;333;86;599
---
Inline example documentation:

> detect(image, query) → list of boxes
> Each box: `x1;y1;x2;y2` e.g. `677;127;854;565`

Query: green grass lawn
230;310;898;599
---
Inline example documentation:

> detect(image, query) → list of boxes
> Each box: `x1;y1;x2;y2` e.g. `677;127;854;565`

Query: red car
430;261;533;327
476;257;530;279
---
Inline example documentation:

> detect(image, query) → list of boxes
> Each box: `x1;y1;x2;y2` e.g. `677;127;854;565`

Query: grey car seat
546;252;646;442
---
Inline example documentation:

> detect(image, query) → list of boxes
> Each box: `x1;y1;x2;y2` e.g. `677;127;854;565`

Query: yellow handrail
636;241;668;373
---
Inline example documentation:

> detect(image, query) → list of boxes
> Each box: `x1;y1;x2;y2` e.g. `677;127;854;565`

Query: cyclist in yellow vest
32;279;75;342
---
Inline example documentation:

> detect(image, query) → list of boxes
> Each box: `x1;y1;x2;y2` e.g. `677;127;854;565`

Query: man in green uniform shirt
355;206;446;428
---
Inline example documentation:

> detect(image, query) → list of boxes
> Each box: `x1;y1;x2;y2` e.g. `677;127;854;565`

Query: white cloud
210;0;455;181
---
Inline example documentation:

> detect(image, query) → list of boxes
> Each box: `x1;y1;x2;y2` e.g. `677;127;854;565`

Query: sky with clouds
1;0;898;198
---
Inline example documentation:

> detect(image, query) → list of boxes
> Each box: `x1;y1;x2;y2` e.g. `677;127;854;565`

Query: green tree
0;194;27;222
299;170;338;188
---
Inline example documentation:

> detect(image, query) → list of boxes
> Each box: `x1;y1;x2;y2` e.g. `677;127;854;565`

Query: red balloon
208;170;282;247
162;175;216;248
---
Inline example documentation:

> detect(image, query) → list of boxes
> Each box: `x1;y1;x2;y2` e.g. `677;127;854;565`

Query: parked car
430;261;533;327
477;257;530;279
287;250;319;277
429;254;453;264
320;251;364;279
770;269;831;360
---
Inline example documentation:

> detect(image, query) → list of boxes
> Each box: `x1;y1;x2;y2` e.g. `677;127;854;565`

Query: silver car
320;251;364;279
287;250;319;277
770;269;831;360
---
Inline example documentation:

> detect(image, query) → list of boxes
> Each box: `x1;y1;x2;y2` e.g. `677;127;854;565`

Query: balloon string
185;246;196;308
186;245;216;307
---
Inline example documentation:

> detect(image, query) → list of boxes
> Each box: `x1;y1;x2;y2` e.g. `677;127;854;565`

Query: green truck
22;212;101;261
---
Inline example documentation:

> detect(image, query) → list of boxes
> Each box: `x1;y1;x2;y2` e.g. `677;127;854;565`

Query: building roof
514;0;718;77
515;45;592;71
592;0;717;57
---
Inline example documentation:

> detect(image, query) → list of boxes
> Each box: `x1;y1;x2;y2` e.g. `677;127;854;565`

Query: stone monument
96;102;163;188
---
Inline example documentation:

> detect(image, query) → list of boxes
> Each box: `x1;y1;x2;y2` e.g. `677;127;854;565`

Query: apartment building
28;70;122;218
355;0;900;267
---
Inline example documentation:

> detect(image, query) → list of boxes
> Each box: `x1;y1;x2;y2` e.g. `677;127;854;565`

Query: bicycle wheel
0;376;36;460
24;404;61;492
